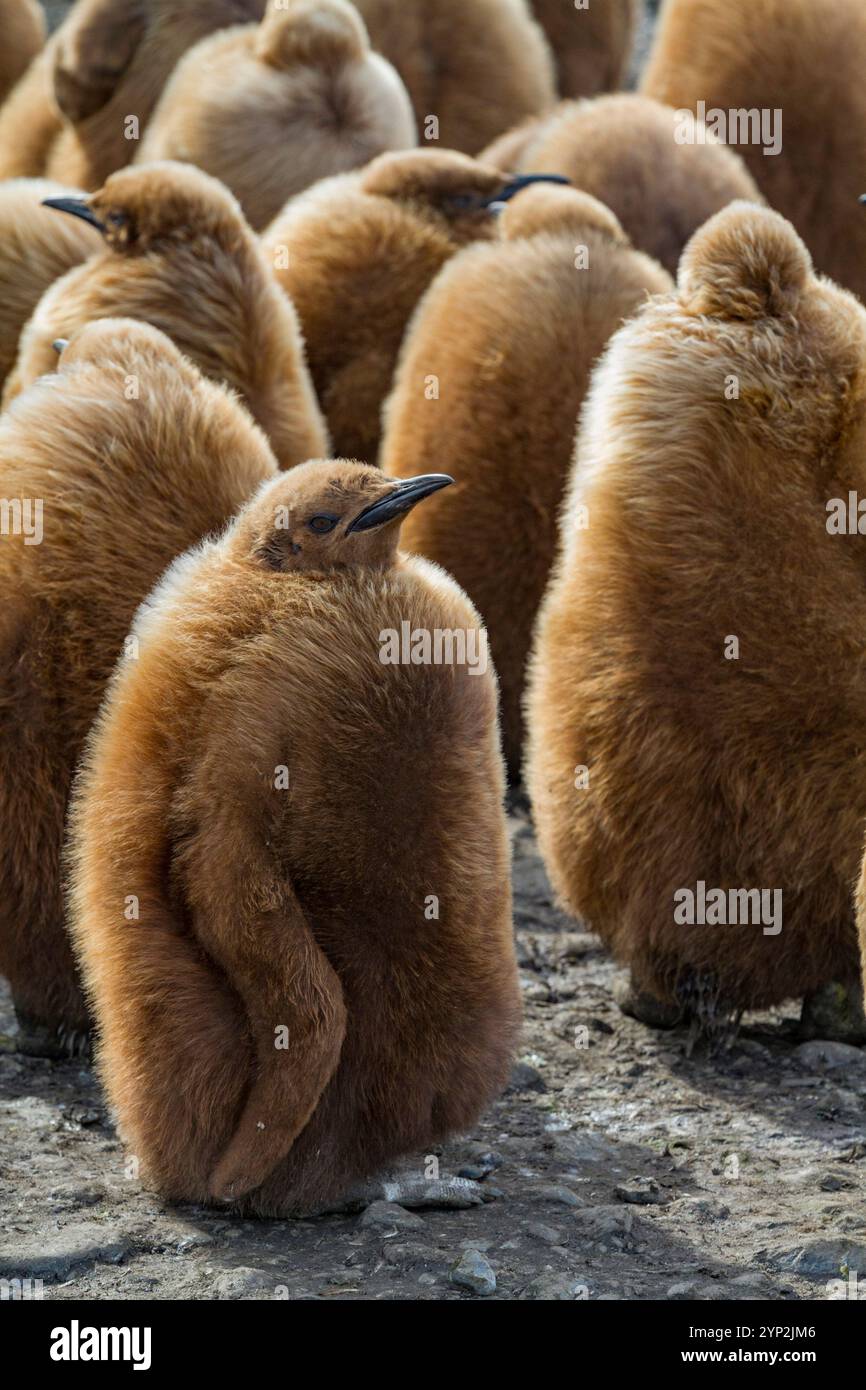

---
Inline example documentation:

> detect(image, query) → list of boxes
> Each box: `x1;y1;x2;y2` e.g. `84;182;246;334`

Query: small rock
519;1272;588;1300
359;1201;424;1233
451;1249;496;1297
666;1281;698;1299
525;1222;563;1245
819;1174;855;1192
768;1238;866;1281
213;1267;279;1300
794;1040;866;1071
530;1184;583;1208
674;1196;730;1222
615;1177;664;1206
507;1062;547;1094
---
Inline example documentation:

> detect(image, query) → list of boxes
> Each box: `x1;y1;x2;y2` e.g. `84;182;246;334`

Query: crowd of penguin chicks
1;0;865;1216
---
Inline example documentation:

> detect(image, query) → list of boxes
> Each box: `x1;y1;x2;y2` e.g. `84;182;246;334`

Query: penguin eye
446;193;480;212
308;514;338;534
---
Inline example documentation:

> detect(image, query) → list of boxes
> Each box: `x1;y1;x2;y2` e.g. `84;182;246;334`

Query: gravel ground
2;801;865;1302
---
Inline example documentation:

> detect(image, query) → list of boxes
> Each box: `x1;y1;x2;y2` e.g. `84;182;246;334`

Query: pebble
768;1238;866;1280
794;1040;866;1070
359;1201;424;1233
507;1062;547;1094
450;1249;496;1297
530;1184;583;1208
614;1178;664;1205
519;1272;589;1300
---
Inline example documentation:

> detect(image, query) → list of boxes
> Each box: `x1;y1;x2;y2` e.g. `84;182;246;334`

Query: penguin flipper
207;886;347;1204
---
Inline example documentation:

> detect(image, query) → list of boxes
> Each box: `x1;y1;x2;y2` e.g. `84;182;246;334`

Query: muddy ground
2;802;865;1302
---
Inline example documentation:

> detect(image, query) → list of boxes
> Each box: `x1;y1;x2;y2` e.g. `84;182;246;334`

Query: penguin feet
798;981;866;1045
12;1008;92;1061
298;1173;489;1218
613;973;683;1030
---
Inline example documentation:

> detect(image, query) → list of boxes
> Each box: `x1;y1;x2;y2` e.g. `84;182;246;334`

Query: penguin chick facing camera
68;459;520;1214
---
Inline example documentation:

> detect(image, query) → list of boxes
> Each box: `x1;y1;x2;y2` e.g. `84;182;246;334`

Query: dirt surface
2;801;865;1302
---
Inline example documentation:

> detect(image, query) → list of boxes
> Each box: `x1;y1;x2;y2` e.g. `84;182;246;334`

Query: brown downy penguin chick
352;0;555;155
381;184;671;776
0;0;266;184
68;459;520;1212
0;317;277;1052
0;178;102;391
138;0;416;233
0;0;45;107
261;149;562;463
530;0;637;98
642;0;866;305
479;94;763;275
526;202;866;1035
4;162;327;469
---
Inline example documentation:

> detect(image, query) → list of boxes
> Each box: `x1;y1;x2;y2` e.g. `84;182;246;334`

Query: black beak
346;474;453;534
42;196;105;232
485;172;571;212
52;338;69;355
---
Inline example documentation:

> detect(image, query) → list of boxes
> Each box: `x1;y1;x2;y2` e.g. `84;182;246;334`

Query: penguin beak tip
347;474;454;535
42;196;105;233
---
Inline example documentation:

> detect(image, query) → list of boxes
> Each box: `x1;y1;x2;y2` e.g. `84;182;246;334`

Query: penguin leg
204;887;347;1205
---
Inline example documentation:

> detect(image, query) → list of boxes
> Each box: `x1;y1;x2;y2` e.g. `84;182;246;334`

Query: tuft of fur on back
679;200;811;320
256;0;367;69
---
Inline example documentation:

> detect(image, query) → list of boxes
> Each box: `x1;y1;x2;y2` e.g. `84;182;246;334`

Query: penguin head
360;150;567;243
42;161;249;254
232;460;453;573
50;316;201;384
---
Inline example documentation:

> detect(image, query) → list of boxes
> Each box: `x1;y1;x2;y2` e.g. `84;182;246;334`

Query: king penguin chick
3;161;327;470
479;94;763;275
0;178;101;391
0;0;45;107
0;317;277;1053
0;0;266;185
381;184;671;776
138;0;416;233
526;202;866;1037
261;149;562;463
642;0;866;306
351;0;555;155
68;459;520;1213
530;0;637;98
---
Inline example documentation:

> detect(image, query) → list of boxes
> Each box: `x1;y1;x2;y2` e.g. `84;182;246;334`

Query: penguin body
68;460;519;1212
0;0;267;186
0;178;101;391
0;318;277;1044
261;149;513;463
381;184;671;774
4;161;327;470
139;0;416;232
531;0;637;98
0;0;45;107
353;0;555;155
526;202;866;1027
480;94;763;275
642;0;866;305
